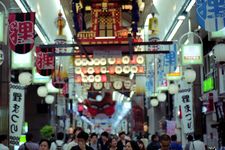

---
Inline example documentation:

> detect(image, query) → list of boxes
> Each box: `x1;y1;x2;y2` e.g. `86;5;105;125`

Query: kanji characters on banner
9;83;25;146
36;47;55;76
8;12;35;54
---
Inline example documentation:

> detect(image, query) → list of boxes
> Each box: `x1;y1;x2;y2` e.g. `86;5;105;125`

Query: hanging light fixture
157;93;167;102
183;69;196;83
150;98;159;107
18;72;32;86
37;86;48;97
45;95;55;104
168;83;179;94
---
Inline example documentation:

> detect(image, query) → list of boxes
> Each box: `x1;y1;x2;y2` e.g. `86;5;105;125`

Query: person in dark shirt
98;132;110;150
169;135;182;150
117;132;128;150
71;131;93;150
147;134;161;150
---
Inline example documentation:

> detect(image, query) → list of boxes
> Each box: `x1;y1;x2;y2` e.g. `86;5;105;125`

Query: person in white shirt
50;132;67;150
0;134;9;150
189;134;206;150
66;127;83;150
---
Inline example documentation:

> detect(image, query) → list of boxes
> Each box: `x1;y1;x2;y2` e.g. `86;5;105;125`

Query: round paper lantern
150;98;159;107
75;67;82;74
82;59;88;66
122;56;130;64
130;56;137;64
18;72;32;86
82;75;88;83
183;69;196;83
75;75;82;83
108;66;115;74
138;66;145;73
123;66;131;74
37;86;48;97
108;58;116;65
81;67;87;74
168;83;179;94
136;56;144;64
100;58;107;65
74;58;82;66
157;93;167;102
94;67;101;74
96;94;103;102
88;58;94;66
213;44;225;62
88;75;95;82
45;95;55;104
115;66;122;74
101;75;107;82
116;58;122;64
131;66;138;73
100;67;107;74
87;67;95;74
94;58;100;66
94;75;101;82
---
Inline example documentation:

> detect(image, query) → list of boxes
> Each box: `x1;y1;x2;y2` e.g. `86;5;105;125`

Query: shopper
98;131;110;150
125;141;140;150
66;127;83;150
137;140;146;150
117;131;128;150
109;137;118;150
147;134;161;150
0;134;9;150
90;133;98;150
71;131;93;150
189;134;206;150
169;135;182;150
184;135;193;150
18;132;39;150
159;134;171;150
50;132;66;150
39;139;51;150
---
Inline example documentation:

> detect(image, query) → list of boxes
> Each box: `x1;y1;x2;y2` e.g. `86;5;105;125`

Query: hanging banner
196;0;225;32
178;81;194;134
9;83;25;146
181;44;203;65
8;12;35;54
166;120;176;136
36;47;55;76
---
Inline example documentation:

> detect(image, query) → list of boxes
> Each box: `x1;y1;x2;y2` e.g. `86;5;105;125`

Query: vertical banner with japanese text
9;83;25;146
8;12;35;54
36;47;55;76
178;81;194;134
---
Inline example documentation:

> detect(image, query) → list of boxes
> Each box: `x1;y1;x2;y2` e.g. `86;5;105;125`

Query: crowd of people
0;127;209;150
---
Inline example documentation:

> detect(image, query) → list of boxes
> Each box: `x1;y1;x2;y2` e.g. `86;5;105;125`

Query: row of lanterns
75;74;107;83
18;72;55;104
74;55;145;66
150;69;197;107
75;65;145;75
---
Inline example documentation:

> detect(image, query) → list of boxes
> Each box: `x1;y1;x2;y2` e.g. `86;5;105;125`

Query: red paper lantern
138;66;145;73
78;104;84;112
101;75;107;82
94;67;101;74
108;66;115;74
81;67;87;74
130;56;137;64
75;75;82;83
116;58;122;64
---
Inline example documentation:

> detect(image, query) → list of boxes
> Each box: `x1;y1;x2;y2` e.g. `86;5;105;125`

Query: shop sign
181;44;203;65
178;81;194;134
196;0;225;32
9;83;25;146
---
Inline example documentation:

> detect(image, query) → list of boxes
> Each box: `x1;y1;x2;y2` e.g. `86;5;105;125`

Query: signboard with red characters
9;12;35;54
36;47;55;76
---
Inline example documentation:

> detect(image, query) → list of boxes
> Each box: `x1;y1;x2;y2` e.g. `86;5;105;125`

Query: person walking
90;133;98;150
147;134;161;150
184;135;193;150
71;131;93;150
169;135;182;150
117;132;128;150
39;139;51;150
18;132;39;150
0;134;9;150
189;134;206;150
50;132;67;150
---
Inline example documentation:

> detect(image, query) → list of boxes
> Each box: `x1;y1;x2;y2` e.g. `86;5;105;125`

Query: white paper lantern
123;66;131;74
108;58;116;65
136;56;144;64
96;94;103;102
131;66;138;73
157;93;167;102
168;83;179;94
82;75;88;83
88;58;94;66
213;44;225;62
45;95;55;104
100;58;107;65
75;67;82;74
74;58;82;66
150;98;159;107
37;86;48;97
100;67;107;74
115;66;122;74
183;69;196;83
94;75;101;82
94;58;100;66
82;59;88;66
18;72;32;86
87;67;95;74
88;75;95;82
122;56;130;64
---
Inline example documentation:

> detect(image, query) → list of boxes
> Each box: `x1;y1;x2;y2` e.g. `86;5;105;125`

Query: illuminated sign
181;44;203;65
211;27;225;39
11;50;33;69
203;77;214;93
32;67;50;84
0;12;4;42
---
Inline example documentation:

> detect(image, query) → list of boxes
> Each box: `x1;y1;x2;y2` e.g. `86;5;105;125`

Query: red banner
8;12;35;54
36;47;55;76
